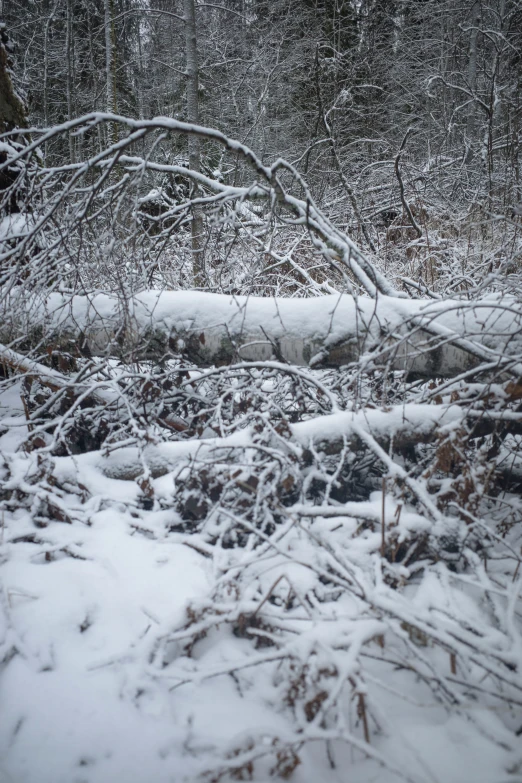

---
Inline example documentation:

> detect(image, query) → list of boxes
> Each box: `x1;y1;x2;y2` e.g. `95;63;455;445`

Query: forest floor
1;380;520;783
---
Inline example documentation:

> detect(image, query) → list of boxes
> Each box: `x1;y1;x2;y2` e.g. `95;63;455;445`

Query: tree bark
103;0;118;143
66;0;76;163
0;23;26;134
184;0;205;287
466;0;480;143
0;22;28;214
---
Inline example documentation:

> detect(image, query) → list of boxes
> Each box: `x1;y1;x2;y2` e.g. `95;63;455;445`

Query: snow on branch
0;112;399;297
1;113;520;383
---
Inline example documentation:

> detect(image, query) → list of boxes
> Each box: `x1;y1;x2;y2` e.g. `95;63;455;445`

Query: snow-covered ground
1;382;521;783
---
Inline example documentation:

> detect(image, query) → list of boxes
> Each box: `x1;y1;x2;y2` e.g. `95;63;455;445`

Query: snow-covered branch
2;112;397;297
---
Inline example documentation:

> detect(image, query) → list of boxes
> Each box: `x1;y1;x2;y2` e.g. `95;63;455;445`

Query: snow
3;289;521;375
138;188;168;204
1;95;521;783
0;505;210;783
9;289;520;346
38;402;463;484
1;385;521;782
292;402;465;444
0;140;21;158
0;213;32;243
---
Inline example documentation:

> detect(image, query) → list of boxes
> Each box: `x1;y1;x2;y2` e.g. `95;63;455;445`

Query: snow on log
48;403;465;482
2;289;522;378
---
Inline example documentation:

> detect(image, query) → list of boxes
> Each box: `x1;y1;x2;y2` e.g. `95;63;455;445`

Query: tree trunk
0;23;27;134
104;0;118;143
45;402;467;481
66;0;76;163
0;22;28;213
466;0;480;143
4;290;521;379
184;0;205;287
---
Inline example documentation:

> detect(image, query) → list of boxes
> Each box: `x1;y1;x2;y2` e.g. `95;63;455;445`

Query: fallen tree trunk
3;341;519;485
2;289;522;378
44;402;466;482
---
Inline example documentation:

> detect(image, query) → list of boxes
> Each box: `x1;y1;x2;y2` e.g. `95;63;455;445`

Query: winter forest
0;0;522;781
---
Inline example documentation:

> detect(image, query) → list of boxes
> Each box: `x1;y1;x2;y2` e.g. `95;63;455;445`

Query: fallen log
41;403;466;482
2;289;522;379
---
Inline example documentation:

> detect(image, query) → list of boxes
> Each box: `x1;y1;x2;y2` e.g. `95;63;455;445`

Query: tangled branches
0;115;521;782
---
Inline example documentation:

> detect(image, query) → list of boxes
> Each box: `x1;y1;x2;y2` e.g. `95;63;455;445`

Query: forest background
0;2;522;782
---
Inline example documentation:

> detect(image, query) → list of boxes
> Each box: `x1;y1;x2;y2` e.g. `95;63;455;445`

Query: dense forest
0;2;522;782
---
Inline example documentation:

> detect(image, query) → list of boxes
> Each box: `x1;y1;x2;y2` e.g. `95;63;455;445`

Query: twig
381;477;386;558
394;128;422;239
